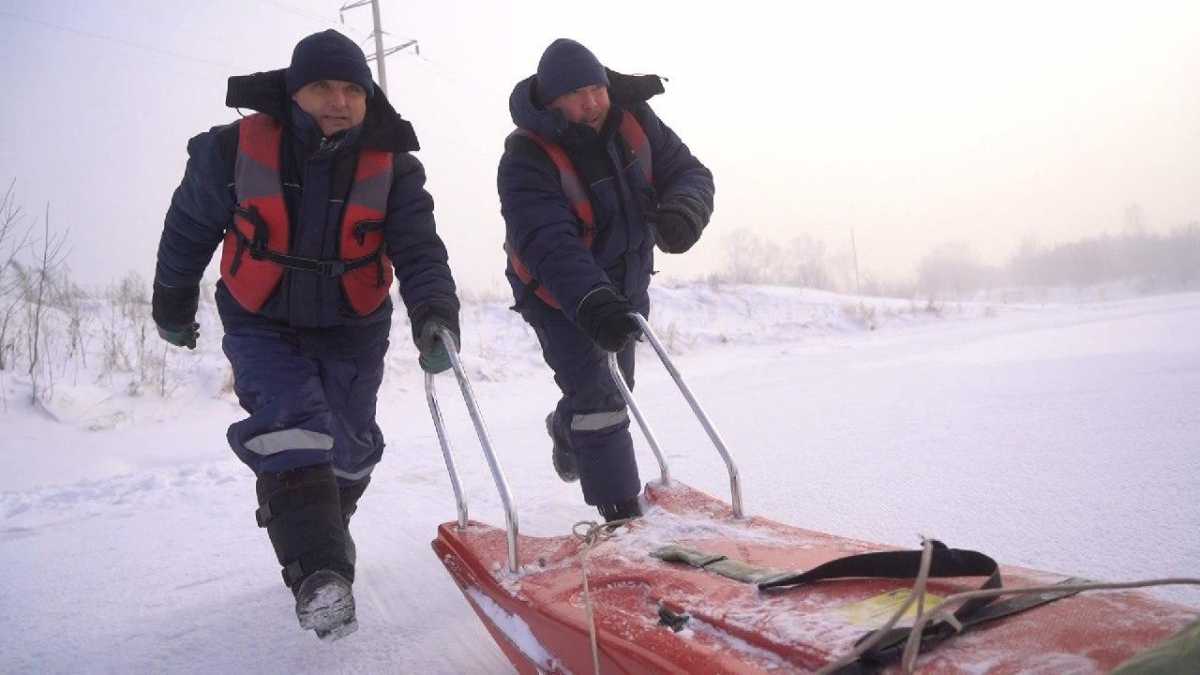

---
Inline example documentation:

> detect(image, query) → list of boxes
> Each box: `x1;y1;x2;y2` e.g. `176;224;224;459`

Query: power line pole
340;0;418;97
850;228;861;295
367;0;388;94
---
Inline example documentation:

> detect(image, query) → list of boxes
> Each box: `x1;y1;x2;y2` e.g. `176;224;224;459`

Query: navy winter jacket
497;72;714;322
155;69;458;344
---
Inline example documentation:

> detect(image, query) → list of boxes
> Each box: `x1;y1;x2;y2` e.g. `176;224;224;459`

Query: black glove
152;283;200;350
156;322;200;350
576;287;641;353
650;207;701;254
411;305;460;374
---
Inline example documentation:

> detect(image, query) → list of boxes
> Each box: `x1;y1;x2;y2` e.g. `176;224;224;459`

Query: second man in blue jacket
498;39;715;522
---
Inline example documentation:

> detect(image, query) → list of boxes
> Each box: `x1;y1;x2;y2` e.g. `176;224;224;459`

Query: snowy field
2;283;1198;673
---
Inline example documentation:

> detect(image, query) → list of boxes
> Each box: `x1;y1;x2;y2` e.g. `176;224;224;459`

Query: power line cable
0;5;384;72
1;7;493;160
0;8;240;70
253;0;342;26
248;0;377;42
414;53;509;100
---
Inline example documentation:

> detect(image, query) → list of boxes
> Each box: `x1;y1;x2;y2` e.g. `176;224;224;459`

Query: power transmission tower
340;0;418;96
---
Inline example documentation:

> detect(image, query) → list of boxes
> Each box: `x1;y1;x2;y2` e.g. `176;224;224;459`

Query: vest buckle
316;260;345;278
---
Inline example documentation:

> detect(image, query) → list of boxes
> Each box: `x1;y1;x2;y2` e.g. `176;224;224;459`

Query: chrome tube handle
607;353;671;485
425;327;520;572
425;371;468;529
617;314;744;518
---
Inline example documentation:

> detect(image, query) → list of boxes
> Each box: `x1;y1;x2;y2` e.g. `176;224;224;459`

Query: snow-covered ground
2;284;1198;673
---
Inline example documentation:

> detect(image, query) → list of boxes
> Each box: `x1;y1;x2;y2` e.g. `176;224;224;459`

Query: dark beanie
536;38;609;105
285;29;375;97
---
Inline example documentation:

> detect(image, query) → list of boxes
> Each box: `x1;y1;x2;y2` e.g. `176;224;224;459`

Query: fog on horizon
2;0;1198;293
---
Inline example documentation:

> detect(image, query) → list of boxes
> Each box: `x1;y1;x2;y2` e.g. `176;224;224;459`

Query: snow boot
256;464;357;641
597;496;642;523
295;569;357;642
338;477;370;567
547;411;579;482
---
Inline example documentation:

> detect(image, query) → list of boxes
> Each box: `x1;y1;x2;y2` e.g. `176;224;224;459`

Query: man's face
292;79;368;137
548;84;610;131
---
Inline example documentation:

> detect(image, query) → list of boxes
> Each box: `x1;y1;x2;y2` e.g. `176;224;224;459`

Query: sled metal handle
610;314;744;518
425;371;469;529
607;353;671;486
425;327;520;573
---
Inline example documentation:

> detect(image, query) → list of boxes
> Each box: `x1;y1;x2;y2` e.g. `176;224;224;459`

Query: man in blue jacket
152;30;460;641
498;39;714;522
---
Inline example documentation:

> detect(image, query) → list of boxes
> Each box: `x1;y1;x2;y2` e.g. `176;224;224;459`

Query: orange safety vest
507;110;653;309
220;113;395;316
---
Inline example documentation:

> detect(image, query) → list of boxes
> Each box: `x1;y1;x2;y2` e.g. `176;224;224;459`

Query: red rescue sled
422;320;1198;673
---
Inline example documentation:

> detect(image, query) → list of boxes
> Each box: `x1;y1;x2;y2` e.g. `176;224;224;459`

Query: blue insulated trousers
222;328;388;483
523;302;641;506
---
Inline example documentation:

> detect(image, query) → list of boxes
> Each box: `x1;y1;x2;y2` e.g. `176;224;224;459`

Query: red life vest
220;113;395;316
507;110;653;309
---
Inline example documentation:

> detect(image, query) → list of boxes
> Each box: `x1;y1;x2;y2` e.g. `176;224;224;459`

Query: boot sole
296;572;358;641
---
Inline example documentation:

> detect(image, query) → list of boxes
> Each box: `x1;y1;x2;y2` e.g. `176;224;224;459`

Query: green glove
416;318;459;374
156;322;200;350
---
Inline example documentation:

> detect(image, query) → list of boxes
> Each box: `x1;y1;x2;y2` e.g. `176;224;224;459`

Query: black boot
294;569;356;641
339;477;370;523
597;496;642;523
547;411;579;483
338;477;370;566
256;464;357;641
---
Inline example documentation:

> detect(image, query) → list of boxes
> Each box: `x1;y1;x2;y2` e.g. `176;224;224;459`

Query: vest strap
230;205;384;280
223;112;395;314
507;109;653;309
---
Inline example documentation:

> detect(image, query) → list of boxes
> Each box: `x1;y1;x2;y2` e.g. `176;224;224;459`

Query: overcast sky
2;0;1199;292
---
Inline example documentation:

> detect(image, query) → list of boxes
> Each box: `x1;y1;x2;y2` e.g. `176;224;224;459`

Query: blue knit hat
536;39;609;105
285;29;375;97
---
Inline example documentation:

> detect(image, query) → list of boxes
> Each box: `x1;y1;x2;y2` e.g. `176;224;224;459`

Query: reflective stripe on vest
507;109;653;310
220;113;396;316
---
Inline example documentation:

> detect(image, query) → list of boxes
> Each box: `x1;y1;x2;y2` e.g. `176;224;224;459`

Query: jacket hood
508;68;666;140
508;75;569;140
225;69;419;152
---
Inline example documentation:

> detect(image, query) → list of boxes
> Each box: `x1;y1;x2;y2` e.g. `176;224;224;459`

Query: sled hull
432;482;1195;673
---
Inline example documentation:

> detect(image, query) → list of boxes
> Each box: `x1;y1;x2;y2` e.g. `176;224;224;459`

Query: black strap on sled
650;540;1086;670
230;205;384;281
825;578;1088;674
757;541;1082;671
760;541;998;666
758;540;999;592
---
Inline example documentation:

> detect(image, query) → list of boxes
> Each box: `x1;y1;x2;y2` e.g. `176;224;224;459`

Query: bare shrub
721;229;779;284
99;301;133;380
842;302;878;331
26;204;69;404
0;180;32;371
783;234;831;289
109;271;149;322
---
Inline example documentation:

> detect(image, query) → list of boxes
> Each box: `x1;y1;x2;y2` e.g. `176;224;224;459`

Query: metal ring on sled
424;326;520;572
609;313;744;518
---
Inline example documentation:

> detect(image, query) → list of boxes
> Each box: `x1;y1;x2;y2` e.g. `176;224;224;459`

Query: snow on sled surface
432;481;1196;674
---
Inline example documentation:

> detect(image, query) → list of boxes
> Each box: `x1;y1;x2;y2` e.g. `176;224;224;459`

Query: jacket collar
508;68;664;142
225;69;420;153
